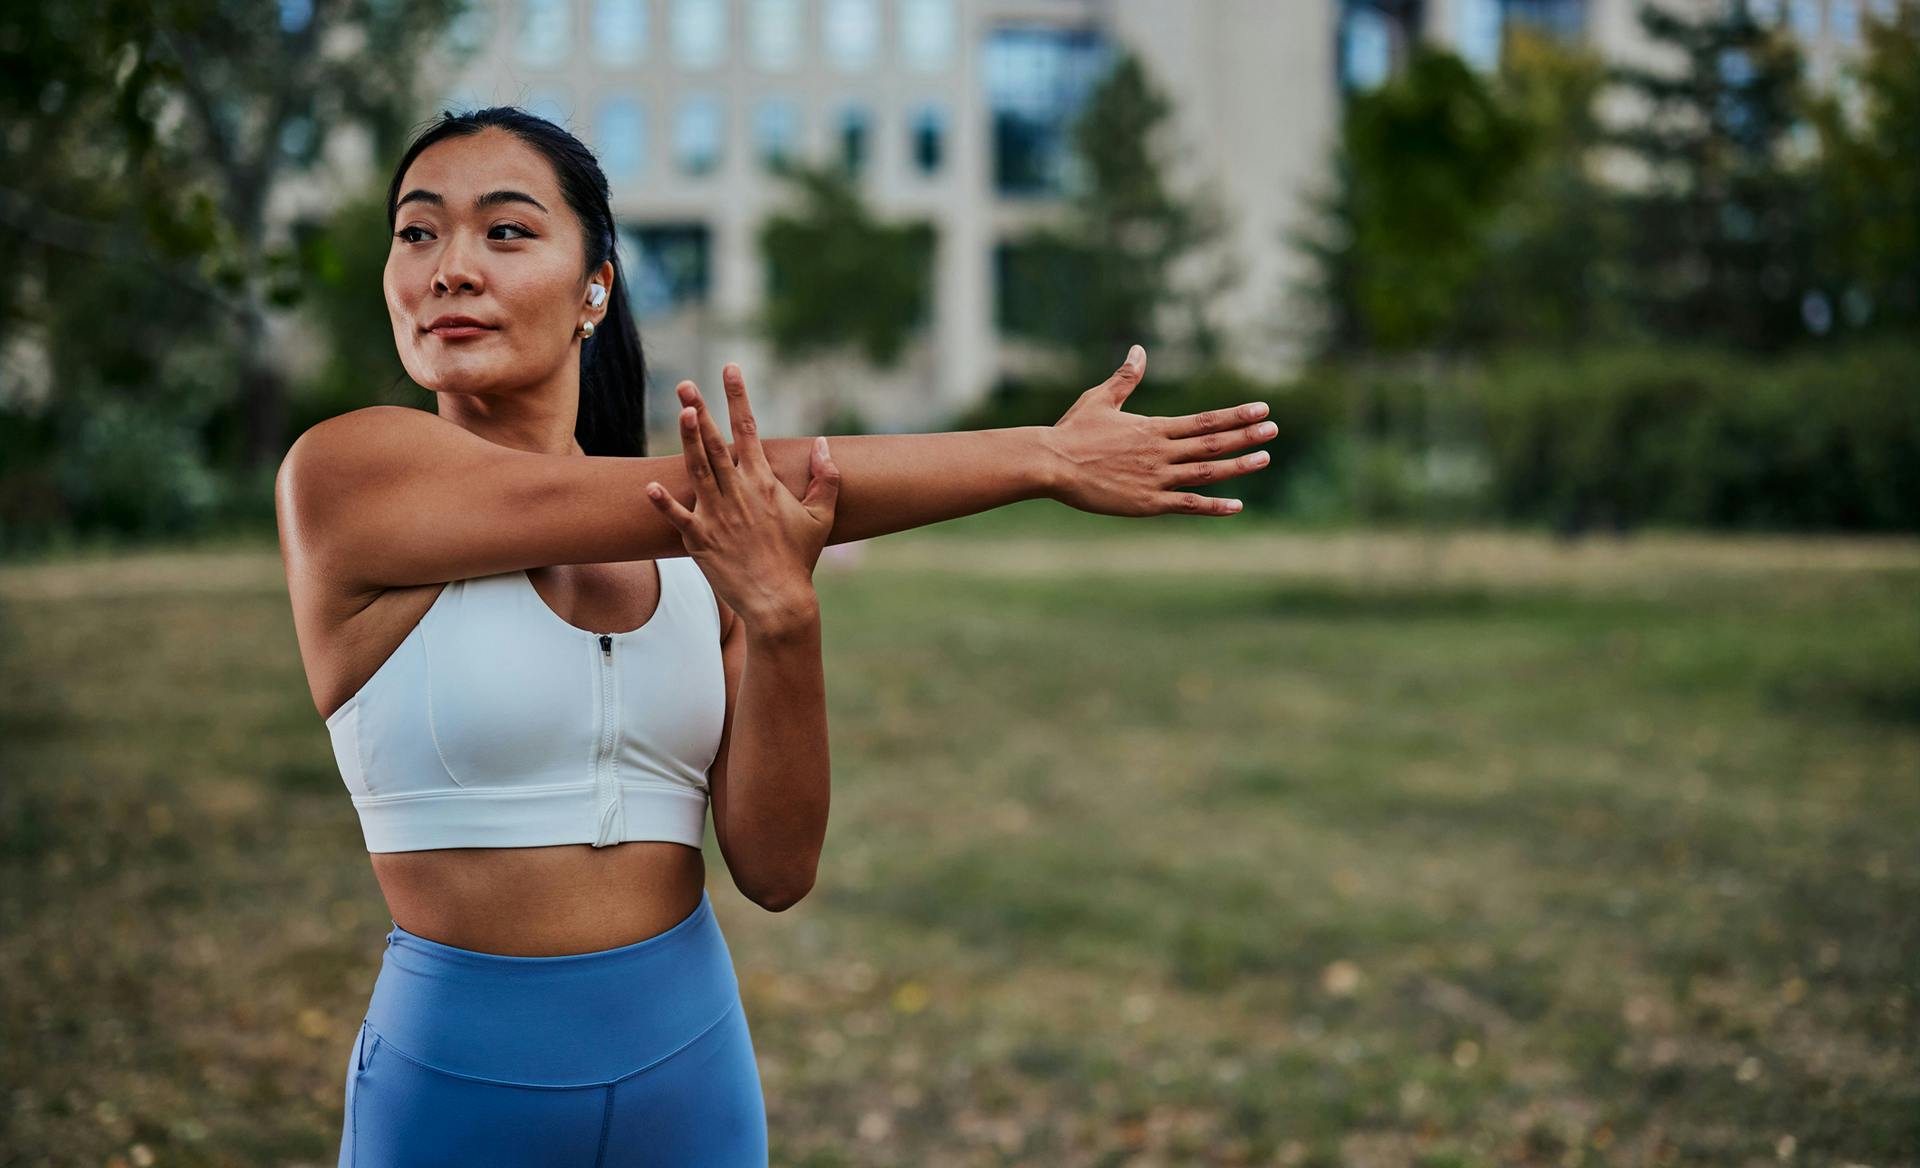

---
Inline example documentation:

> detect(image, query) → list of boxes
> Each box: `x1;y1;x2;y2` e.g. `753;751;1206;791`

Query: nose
431;229;485;297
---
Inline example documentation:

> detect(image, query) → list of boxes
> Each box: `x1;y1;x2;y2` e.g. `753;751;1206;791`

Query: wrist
1024;425;1070;503
742;590;820;643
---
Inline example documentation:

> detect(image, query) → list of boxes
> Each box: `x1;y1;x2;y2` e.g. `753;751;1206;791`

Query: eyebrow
395;189;551;215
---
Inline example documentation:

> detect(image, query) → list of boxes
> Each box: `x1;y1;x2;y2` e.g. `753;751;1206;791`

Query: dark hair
385;105;649;457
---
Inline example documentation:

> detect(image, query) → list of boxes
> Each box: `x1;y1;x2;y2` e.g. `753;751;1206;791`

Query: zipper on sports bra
592;633;620;846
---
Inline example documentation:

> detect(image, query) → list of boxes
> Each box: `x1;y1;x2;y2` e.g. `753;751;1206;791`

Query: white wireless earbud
587;283;607;307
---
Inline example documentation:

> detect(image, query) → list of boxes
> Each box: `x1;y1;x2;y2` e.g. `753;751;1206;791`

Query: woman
276;106;1276;1166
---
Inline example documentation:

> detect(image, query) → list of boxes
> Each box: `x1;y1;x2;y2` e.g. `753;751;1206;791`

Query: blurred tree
284;185;420;440
756;160;935;368
1;0;467;483
1807;4;1920;336
1000;49;1233;381
1605;1;1814;349
1294;47;1532;356
1473;27;1634;348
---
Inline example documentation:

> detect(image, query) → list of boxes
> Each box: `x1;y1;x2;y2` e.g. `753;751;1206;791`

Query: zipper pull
599;633;612;655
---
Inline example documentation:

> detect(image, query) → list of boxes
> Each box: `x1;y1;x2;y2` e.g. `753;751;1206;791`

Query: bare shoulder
280;405;468;485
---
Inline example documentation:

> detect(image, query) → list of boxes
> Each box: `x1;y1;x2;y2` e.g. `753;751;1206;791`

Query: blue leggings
338;888;768;1167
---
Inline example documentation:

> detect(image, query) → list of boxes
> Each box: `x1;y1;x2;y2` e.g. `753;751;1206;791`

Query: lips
424;314;498;337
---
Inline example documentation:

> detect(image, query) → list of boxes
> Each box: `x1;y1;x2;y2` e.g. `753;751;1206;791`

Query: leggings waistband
363;888;741;1086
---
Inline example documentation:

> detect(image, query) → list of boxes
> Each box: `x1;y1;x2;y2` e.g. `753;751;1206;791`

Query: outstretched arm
279;347;1276;592
696;345;1277;545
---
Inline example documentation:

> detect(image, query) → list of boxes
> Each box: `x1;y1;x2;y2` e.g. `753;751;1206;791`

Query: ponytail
576;229;649;457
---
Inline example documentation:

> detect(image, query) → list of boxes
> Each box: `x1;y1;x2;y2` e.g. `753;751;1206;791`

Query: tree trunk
236;306;288;472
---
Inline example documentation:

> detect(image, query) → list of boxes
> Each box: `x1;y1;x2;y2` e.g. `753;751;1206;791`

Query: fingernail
1257;422;1278;438
1127;344;1143;369
1225;498;1243;513
1249;402;1269;418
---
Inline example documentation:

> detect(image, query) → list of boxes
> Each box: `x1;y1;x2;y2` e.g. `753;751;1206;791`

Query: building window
674;95;724;174
1341;7;1393;91
1342;8;1395;91
592;0;649;65
837;104;871;175
618;222;711;320
1830;0;1861;41
983;25;1112;197
671;0;727;68
1455;0;1504;71
750;0;803;69
1340;1;1422;92
594;97;647;178
824;0;881;71
518;0;571;67
754;97;801;169
1505;0;1587;40
899;0;954;71
910;102;945;174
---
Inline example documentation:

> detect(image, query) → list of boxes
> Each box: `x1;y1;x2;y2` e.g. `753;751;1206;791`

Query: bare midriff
369;840;707;957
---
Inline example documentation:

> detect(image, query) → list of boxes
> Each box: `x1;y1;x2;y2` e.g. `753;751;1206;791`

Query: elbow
748;873;816;914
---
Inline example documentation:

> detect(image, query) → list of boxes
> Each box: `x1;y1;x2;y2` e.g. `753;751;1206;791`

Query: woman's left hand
1043;344;1278;517
644;369;839;635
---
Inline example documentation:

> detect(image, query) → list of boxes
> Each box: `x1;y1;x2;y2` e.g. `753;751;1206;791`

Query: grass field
3;510;1917;1167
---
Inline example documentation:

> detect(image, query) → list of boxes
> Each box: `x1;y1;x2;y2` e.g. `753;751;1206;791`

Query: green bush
947;345;1920;533
1475;344;1920;532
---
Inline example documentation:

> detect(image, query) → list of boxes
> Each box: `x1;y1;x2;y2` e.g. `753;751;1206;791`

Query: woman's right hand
645;365;840;635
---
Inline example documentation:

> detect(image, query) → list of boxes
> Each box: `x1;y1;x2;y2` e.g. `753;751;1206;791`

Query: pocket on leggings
337;1021;373;1168
347;1028;608;1167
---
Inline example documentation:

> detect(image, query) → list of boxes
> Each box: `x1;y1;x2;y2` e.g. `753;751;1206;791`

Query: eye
391;224;534;243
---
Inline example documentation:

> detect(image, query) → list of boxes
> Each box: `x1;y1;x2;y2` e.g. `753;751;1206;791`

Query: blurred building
292;0;1892;437
1343;0;1891;86
382;0;1327;438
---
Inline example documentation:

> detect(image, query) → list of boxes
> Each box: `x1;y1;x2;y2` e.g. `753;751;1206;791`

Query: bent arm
708;599;829;912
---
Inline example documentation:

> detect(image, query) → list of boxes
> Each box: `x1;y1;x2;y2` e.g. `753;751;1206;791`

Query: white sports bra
321;557;725;853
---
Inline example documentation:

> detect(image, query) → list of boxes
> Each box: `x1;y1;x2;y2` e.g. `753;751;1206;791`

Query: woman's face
384;127;608;398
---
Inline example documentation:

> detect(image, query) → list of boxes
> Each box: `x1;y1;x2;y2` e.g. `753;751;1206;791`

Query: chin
417;357;511;396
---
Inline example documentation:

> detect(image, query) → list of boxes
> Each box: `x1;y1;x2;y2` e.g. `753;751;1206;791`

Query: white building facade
282;0;1891;438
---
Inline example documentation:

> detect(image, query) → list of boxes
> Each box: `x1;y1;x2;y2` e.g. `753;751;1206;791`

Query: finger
674;397;718;504
680;379;738;496
1156;491;1245;516
1164;449;1273;488
799;435;841;520
721;363;772;479
1099;344;1146;406
1168;417;1280;462
1161;400;1271;441
644;479;696;530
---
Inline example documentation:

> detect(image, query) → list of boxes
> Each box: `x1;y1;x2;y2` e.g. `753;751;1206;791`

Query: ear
586;259;614;321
